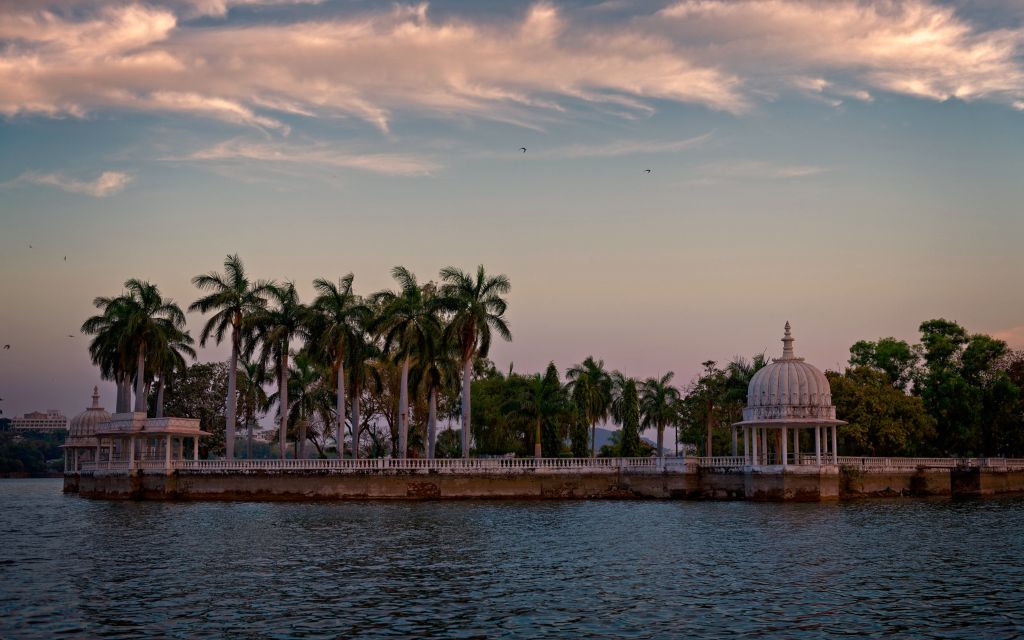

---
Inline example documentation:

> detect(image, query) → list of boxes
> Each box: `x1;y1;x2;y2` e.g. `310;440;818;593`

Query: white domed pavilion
63;387;112;472
733;323;845;468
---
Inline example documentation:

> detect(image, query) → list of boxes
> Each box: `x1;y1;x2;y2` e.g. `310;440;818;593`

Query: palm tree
82;308;134;412
639;372;681;459
270;351;332;459
346;308;380;459
189;254;274;460
566;356;613;458
308;274;370;459
439;265;512;459
611;372;641;457
82;279;186;414
412;318;459;459
249;282;308;459
506;363;566;458
371;267;440;459
151;327;196;418
237;356;271;458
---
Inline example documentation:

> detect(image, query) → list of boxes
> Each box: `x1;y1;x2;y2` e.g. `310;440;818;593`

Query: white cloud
690;159;830;183
16;171;133;196
542;131;713;158
0;0;1021;136
179;138;440;175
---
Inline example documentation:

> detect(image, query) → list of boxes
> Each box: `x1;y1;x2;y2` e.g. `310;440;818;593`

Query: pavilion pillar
832;426;838;464
794;428;800;463
165;434;172;470
815;426;821;466
96;440;101;466
731;427;738;457
781;427;788;468
743;428;750;464
128;436;136;469
751;427;758;466
193;437;199;461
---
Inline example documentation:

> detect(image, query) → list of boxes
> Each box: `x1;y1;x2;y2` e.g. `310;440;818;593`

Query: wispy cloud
686;159;830;185
0;1;1022;135
13;171;133;197
178;138;440;175
542;132;713;159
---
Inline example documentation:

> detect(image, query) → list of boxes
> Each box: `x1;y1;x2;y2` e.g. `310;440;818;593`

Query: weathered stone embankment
67;466;1024;502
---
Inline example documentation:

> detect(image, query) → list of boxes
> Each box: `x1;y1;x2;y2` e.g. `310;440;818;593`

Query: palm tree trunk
535;417;542;459
279;347;289;459
351;389;361;459
246;408;254;459
461;356;472;459
591;423;597;458
336;358;346;459
399;356;410;458
225;332;239;460
134;346;146;413
115;376;126;413
658;424;664;459
427;387;437;459
156;378;166;418
298;418;307;459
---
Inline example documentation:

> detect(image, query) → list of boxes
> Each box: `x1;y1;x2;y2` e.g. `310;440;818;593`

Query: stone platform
65;457;1024;502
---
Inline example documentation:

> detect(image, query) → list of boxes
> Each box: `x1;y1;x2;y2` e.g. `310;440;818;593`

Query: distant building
12;409;68;432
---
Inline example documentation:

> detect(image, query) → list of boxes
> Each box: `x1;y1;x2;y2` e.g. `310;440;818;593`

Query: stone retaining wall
70;466;1024;502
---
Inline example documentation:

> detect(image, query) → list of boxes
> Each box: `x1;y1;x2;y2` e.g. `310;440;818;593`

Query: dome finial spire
91;386;100;408
782;321;795;359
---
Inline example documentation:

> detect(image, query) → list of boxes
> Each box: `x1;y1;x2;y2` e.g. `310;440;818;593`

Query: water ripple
1;480;1022;639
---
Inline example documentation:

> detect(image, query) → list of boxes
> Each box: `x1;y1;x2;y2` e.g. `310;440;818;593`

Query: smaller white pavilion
733;322;846;469
92;411;209;470
64;387;210;472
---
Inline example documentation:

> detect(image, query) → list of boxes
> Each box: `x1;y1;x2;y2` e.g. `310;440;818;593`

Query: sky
1;0;1024;421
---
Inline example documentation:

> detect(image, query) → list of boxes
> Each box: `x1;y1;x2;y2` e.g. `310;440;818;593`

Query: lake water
1;479;1022;639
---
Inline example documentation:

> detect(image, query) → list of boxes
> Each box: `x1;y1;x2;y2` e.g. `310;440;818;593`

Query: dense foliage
78;257;1024;460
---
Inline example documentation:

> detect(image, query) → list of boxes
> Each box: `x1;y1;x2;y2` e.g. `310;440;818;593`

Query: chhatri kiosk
732;323;846;498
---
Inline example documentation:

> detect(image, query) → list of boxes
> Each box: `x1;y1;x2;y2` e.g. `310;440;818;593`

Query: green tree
439;265;512;458
612;374;642;457
249;282;308;458
160;362;230;458
827;367;937;455
849;337;919;391
308;274;370;459
236;356;270;459
189;254;274;459
371;267;441;459
82;279;187;415
270;351;332;458
566;356;613;458
639;372;681;458
149;327;196;418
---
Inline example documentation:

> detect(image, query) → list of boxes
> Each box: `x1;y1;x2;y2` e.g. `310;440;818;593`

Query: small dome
68;387;111;444
742;323;838;423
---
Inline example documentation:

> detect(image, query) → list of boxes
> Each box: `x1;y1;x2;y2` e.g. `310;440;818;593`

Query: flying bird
67;334;75;338
644;169;652;174
64;256;67;261
520;147;527;153
2;345;9;350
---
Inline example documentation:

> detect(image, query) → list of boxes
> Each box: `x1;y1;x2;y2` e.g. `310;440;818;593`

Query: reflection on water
1;479;1022;638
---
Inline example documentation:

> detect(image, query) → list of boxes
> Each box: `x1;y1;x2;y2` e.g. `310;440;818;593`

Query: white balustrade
68;456;1024;475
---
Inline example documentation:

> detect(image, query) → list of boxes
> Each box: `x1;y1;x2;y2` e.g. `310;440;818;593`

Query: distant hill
593;427;663;454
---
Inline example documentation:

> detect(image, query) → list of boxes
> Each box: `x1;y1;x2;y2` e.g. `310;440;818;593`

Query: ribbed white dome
741;323;838;423
67;387;111;444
